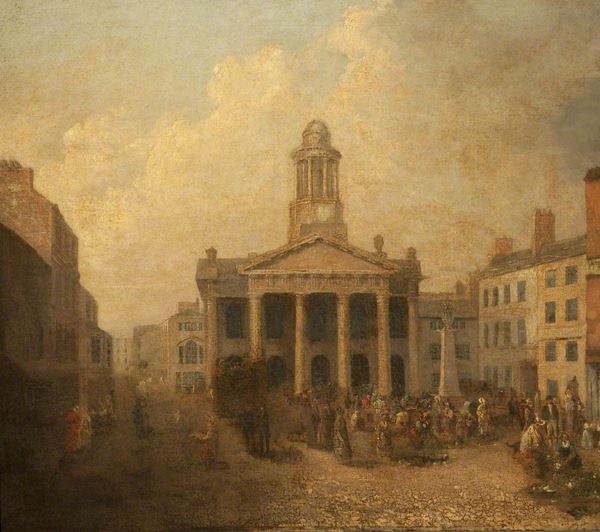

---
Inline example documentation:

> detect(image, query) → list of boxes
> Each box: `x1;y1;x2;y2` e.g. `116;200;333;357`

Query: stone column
294;294;306;395
377;293;391;396
322;157;329;197
249;293;263;360
439;325;461;398
337;293;350;392
307;158;313;197
205;294;218;389
407;295;420;397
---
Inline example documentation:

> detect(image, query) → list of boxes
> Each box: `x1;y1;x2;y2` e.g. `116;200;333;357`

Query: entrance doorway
391;355;405;397
351;354;370;391
311;355;330;387
267;356;287;387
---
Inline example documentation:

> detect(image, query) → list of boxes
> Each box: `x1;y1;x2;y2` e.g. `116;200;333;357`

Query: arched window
185;340;198;364
226;301;244;339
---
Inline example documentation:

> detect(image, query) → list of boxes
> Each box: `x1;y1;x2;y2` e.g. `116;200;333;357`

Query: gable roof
481;234;586;278
239;233;400;274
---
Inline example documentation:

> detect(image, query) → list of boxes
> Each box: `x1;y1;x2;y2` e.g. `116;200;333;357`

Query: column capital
376;291;390;302
248;291;263;300
336;292;351;303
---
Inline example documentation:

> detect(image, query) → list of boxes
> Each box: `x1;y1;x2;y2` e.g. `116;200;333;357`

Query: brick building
196;121;423;397
78;286;113;409
0;160;80;365
0;223;73;469
0;159;112;411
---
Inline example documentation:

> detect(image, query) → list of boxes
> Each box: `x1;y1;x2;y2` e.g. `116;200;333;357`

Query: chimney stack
206;247;217;266
491;237;513;258
532;209;555;256
585;167;600;259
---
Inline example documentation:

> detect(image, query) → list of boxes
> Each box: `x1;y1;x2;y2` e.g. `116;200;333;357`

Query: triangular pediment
240;235;398;274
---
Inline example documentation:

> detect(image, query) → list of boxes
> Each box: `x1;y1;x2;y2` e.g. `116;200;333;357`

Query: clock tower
288;120;348;242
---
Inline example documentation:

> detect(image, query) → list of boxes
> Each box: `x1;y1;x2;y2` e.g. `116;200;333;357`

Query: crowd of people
514;387;596;477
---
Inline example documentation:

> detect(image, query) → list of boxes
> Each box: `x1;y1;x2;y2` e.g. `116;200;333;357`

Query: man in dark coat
540;396;559;446
256;406;270;456
239;409;256;454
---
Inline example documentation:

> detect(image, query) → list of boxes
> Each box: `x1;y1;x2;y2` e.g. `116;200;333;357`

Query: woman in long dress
333;408;352;464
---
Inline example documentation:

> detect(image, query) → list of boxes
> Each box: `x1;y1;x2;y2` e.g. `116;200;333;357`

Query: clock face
316;204;332;222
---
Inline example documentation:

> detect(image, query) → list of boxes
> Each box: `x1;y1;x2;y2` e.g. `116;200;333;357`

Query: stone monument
438;299;462;401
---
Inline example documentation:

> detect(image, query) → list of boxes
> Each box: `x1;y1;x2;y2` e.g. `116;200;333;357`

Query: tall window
493;321;500;347
225;301;244;339
545;269;556;288
185;340;198;364
91;337;101;363
545;301;556;324
547;379;558;398
350;300;368;339
545;341;556;362
505;366;512;388
178;345;184;364
266;298;284;339
565;298;578;321
310;297;328;341
483;289;489;307
431;372;440;392
493;367;499;387
517;280;526;302
430;343;441;360
566;341;578;362
492;287;499;306
565;266;578;285
484;366;491;384
503;284;511;304
517;319;527;346
456;344;470;360
483;323;489;348
389;298;407;338
503;321;512;346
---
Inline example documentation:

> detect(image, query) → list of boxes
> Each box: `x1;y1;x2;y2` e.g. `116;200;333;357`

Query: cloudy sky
2;0;600;335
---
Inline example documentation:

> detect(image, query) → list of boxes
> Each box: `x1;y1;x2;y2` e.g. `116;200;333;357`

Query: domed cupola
288;120;347;242
302;120;331;148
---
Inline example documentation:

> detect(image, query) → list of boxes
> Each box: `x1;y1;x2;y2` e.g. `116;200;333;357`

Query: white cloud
3;0;600;333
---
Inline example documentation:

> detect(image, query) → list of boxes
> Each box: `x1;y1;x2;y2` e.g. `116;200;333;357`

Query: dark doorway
391;355;405;397
311;355;330;387
351;354;370;391
267;356;287;387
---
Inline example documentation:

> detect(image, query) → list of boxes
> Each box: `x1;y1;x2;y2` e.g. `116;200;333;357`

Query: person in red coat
65;406;82;453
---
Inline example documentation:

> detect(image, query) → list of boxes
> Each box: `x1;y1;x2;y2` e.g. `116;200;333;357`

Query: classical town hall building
197;120;423;397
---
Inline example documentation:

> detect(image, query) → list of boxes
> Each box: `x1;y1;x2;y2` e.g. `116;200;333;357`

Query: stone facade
113;337;132;375
418;281;479;395
132;324;164;380
196;121;423;397
478;248;539;396
159;300;206;393
478;195;600;418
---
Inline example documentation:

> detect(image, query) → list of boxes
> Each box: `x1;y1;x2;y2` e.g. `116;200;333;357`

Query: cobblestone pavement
5;391;600;531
